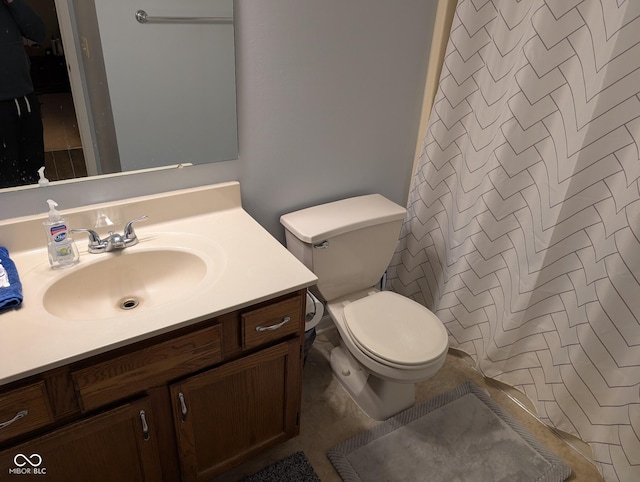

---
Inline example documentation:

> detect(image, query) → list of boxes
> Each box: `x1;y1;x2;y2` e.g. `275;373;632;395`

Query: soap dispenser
43;199;79;269
37;166;49;187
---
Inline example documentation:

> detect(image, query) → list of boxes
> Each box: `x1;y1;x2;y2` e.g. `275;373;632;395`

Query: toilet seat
343;291;448;368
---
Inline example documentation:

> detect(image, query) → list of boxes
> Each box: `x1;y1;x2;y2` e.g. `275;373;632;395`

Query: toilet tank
280;194;406;301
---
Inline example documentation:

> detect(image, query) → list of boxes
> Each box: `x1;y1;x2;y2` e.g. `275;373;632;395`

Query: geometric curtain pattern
387;2;640;481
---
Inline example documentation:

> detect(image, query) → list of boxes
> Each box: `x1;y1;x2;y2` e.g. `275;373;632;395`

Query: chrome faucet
72;215;148;253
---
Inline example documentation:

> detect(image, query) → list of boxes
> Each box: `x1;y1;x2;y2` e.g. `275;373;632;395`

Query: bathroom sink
42;249;208;321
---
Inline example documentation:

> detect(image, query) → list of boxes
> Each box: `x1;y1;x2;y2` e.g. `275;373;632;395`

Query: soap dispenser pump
37;166;49;187
43;199;79;269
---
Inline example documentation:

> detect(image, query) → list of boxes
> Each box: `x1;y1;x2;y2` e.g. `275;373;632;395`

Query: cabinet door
171;339;302;481
0;398;162;482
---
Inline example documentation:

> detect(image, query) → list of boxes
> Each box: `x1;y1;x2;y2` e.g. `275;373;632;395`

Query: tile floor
213;327;605;482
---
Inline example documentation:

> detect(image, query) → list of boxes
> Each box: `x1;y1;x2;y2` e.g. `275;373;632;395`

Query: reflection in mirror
2;0;237;190
1;0;48;188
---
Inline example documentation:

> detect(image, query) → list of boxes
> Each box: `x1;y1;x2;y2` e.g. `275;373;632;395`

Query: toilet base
330;344;415;421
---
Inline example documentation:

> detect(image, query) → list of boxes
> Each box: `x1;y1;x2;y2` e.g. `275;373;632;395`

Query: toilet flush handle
313;241;330;249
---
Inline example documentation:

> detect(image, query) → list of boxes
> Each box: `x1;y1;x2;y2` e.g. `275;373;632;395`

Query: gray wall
0;0;436;242
96;0;238;171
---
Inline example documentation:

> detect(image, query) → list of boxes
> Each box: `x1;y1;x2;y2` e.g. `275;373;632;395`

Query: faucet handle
70;228;106;253
70;217;147;253
123;215;148;240
70;228;102;245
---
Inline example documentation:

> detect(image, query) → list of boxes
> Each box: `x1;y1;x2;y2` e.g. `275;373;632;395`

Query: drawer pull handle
0;410;28;430
255;316;291;332
178;392;188;421
139;410;150;441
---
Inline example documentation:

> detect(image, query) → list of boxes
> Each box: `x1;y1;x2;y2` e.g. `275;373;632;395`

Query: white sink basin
42;249;208;321
0;182;318;386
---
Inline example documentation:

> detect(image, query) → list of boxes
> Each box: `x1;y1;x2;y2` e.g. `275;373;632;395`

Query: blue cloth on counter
0;247;23;313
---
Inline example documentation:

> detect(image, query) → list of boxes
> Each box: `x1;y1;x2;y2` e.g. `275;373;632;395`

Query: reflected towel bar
135;10;233;24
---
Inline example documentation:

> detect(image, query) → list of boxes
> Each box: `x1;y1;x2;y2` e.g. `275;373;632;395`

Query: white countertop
0;182;317;385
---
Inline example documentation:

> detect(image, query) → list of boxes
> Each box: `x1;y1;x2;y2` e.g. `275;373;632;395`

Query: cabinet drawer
0;382;53;443
242;296;302;350
72;324;222;412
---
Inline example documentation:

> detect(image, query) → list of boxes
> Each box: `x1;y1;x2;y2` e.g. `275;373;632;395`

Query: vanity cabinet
0;289;306;481
0;398;161;481
172;340;301;481
0;382;53;444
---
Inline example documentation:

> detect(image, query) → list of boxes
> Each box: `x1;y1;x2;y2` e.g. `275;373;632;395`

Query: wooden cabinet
172;339;301;481
0;382;53;444
71;325;223;412
0;290;306;481
0;398;161;481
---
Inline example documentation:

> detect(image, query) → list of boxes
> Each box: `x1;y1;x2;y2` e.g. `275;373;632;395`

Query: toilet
280;194;449;420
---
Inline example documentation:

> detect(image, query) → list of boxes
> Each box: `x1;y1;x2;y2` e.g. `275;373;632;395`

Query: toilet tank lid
280;194;407;243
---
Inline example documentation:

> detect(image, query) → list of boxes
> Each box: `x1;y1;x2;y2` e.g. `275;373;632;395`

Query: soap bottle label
50;224;73;260
50;224;68;243
43;199;79;269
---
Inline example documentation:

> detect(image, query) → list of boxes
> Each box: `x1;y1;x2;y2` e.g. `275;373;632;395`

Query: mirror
3;0;237;189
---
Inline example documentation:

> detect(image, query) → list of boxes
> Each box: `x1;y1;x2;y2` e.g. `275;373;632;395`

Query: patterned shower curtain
388;1;640;481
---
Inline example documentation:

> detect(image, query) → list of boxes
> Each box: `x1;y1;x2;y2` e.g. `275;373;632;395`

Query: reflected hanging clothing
0;0;46;101
0;0;46;188
0;93;44;188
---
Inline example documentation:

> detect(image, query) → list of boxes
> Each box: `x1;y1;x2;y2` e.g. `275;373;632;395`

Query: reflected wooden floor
39;92;87;181
43;148;86;181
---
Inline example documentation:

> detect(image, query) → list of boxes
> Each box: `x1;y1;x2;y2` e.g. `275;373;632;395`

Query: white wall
0;0;437;242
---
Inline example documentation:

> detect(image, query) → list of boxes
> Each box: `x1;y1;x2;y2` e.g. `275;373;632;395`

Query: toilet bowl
327;289;448;419
280;194;449;420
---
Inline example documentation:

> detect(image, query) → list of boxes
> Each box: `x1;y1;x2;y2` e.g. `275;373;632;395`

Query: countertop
0;182;317;385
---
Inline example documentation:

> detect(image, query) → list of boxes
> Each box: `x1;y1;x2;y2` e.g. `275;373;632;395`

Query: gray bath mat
327;381;572;482
242;451;321;482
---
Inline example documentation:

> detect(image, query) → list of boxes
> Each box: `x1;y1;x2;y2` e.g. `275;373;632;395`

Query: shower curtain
388;1;640;481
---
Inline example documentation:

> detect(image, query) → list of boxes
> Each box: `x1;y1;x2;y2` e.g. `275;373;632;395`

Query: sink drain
118;297;140;310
